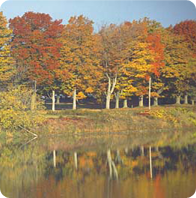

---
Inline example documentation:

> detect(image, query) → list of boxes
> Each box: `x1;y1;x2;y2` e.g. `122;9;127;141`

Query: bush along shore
0;84;195;138
40;105;196;135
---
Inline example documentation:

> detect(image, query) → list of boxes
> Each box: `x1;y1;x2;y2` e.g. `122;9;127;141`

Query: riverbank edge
40;105;196;135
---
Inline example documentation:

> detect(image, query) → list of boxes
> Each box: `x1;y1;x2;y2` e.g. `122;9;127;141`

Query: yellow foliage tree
0;86;45;133
0;12;15;86
162;29;193;104
119;21;155;107
59;15;101;109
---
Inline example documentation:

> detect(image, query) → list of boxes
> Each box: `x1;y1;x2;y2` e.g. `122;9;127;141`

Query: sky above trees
1;0;196;31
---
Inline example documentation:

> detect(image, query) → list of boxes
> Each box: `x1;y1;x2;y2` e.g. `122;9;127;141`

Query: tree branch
18;125;38;137
110;74;117;94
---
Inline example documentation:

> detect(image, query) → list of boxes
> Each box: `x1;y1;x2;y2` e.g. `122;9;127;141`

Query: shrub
0;86;45;132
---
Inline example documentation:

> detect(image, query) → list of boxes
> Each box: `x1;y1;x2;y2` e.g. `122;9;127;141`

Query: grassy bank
41;105;196;135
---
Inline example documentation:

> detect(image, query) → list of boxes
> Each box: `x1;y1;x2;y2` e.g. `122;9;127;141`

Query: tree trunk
106;93;111;110
116;149;122;163
184;94;188;104
153;97;158;106
53;150;56;168
107;149;118;179
191;100;195;105
141;146;144;157
73;88;77;110
74;152;78;170
57;95;60;104
105;73;117;109
107;150;112;178
123;99;128;108
176;95;181;105
139;95;144;107
148;77;151;110
31;92;36;111
124;147;129;154
115;92;120;109
149;146;153;179
52;90;55;111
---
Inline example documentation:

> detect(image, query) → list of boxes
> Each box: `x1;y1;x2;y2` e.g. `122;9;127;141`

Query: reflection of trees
53;150;56;168
0;143;47;198
1;141;196;197
107;149;118;180
74;152;78;170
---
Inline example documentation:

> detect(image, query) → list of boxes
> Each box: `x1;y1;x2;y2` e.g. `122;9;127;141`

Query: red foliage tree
147;33;165;77
9;12;64;87
173;20;196;55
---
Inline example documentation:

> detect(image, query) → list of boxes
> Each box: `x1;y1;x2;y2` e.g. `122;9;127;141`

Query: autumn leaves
1;12;196;110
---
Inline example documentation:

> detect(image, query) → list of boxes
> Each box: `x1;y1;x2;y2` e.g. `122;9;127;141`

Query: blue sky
1;1;196;30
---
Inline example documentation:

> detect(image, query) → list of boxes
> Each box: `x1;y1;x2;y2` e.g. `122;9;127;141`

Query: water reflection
0;132;196;198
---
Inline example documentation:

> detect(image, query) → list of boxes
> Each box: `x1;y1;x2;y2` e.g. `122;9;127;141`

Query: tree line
1;11;196;110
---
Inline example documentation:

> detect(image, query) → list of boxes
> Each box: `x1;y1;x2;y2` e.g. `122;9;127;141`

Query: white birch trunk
176;95;181;105
153;97;158;106
105;74;117;109
115;92;120;109
57;95;60;104
184;94;188;104
149;77;151;110
123;99;128;108
52;90;55;111
141;146;144;157
107;149;118;179
106;93;111;110
73;88;77;110
74;152;78;170
149;146;152;179
139;95;144;107
53;150;56;168
116;149;122;163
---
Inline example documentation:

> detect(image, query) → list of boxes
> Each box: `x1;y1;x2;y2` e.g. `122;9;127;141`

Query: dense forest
0;11;196;133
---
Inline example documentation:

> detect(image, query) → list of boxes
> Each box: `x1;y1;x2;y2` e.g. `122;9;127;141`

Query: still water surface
0;131;196;198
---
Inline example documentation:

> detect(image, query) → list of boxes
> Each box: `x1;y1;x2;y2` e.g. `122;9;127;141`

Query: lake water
0;130;196;198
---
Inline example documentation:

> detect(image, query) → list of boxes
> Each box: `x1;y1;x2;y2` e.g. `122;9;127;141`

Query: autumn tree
0;86;45;133
9;12;64;111
59;15;101;110
162;28;193;104
123;20;155;107
173;20;196;54
0;12;15;88
146;32;165;106
134;18;166;107
98;24;135;109
113;22;139;108
173;20;196;104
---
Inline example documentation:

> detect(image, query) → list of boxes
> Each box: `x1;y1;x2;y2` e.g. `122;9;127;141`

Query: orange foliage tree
173;20;196;54
9;12;64;110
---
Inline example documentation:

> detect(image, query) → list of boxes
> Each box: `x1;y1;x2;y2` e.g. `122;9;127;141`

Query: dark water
1;131;196;198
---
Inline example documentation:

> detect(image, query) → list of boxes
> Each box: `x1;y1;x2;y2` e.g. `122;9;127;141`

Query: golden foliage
0;86;45;132
0;12;15;84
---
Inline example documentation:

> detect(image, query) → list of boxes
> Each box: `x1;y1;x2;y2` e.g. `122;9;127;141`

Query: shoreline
41;105;196;135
